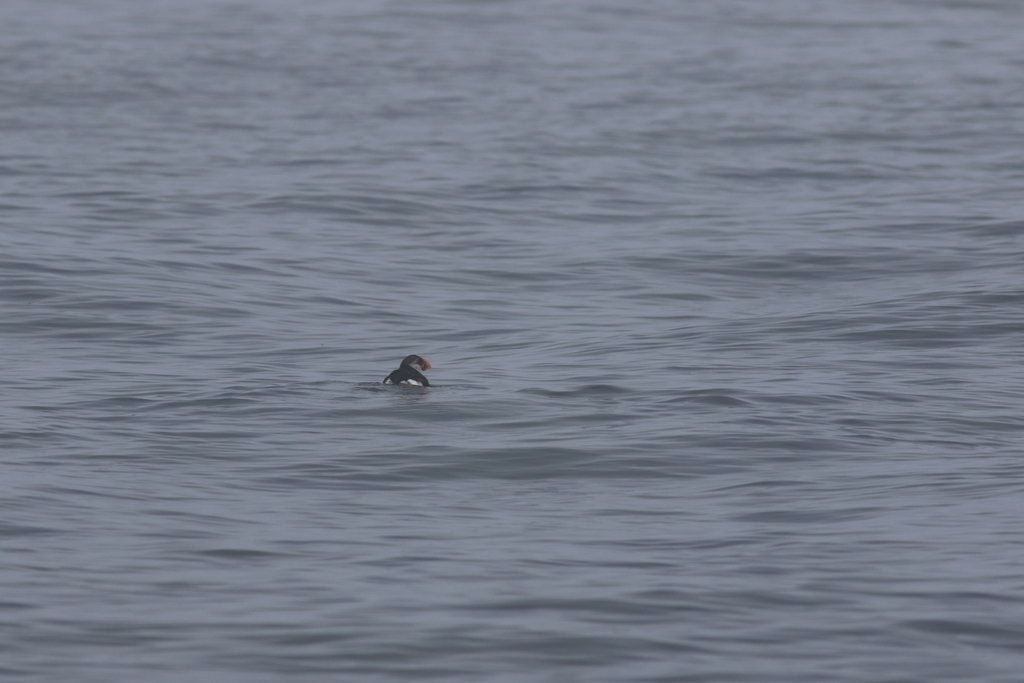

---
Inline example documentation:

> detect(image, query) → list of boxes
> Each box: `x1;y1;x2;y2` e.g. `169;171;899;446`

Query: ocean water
3;0;1024;681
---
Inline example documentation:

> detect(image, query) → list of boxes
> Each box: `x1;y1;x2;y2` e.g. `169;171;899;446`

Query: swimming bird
383;355;432;387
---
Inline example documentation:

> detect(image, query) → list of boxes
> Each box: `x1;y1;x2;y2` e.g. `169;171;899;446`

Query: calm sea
3;0;1024;681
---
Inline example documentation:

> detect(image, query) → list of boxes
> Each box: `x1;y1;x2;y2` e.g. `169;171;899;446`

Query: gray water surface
3;0;1024;681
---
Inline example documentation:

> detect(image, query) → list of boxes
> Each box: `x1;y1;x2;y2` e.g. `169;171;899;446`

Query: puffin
383;355;432;387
